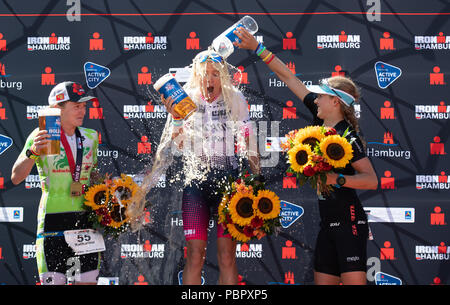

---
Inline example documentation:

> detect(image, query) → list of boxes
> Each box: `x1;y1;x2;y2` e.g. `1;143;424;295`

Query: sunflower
294;126;325;148
319;135;353;168
108;203;129;228
228;191;255;226
111;177;138;205
227;223;251;242
84;184;109;210
253;190;281;220
288;143;313;173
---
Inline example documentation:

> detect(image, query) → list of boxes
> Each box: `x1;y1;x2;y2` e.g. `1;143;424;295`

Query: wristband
262;51;273;62
30;146;40;156
257;46;266;57
255;43;266;57
172;116;183;127
265;54;275;64
254;42;262;54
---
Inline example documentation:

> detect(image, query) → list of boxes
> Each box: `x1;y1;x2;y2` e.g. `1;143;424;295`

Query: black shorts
39;212;100;275
314;221;369;276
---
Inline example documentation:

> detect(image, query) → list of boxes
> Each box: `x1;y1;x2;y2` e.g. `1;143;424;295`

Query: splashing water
120;49;259;284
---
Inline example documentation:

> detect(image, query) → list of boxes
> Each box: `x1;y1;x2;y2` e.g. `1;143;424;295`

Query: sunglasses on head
198;53;224;63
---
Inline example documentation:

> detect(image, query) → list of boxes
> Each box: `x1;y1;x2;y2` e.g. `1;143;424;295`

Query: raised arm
234;27;311;101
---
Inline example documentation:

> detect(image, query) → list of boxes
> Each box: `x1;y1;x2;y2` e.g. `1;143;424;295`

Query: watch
25;148;39;160
335;174;346;188
255;174;266;183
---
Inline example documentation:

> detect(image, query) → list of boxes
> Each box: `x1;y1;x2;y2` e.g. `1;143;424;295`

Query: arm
160;95;184;149
11;156;35;185
234;27;311;101
326;157;378;190
11;130;50;185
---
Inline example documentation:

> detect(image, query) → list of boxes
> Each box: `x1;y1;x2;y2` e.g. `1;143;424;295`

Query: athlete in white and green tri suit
11;81;101;285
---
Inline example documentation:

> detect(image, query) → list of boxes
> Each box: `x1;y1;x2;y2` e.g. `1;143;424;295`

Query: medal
62;128;85;198
70;181;83;197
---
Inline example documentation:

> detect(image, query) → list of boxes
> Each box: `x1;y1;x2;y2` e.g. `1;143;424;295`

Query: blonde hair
184;49;244;121
327;76;366;148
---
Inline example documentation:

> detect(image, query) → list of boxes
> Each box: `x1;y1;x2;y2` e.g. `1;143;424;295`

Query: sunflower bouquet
217;172;282;243
84;173;139;237
282;125;354;194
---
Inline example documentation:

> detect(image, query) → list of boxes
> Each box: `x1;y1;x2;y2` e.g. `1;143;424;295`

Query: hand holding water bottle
233;27;259;51
212;15;258;58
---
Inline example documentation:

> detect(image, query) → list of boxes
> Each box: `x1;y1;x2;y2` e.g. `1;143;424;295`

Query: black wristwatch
254;174;266;183
335;174;346;188
25;148;39;160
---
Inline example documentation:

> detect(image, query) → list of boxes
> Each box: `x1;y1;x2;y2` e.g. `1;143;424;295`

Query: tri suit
303;92;370;276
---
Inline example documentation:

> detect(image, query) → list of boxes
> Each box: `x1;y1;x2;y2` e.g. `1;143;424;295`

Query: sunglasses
198;53;224;63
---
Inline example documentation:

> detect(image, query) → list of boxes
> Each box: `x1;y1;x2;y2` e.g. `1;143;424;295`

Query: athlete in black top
235;28;378;285
303;92;371;279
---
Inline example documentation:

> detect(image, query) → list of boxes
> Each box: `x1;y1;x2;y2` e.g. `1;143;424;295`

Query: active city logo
279;200;304;228
374;61;402;89
84;62;111;89
0;134;13;155
375;272;402;285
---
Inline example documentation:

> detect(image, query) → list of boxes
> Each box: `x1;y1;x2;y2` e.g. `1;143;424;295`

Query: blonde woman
235;28;378;285
161;49;261;284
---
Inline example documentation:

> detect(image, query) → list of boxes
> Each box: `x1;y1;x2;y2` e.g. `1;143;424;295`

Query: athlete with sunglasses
234;27;378;285
160;49;261;285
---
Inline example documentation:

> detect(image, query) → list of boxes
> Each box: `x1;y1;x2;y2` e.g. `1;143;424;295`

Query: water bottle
212;15;258;59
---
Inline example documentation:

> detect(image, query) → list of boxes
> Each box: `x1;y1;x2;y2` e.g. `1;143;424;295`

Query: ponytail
327;76;366;149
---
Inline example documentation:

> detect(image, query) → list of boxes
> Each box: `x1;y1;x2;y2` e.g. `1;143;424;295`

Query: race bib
64;229;106;255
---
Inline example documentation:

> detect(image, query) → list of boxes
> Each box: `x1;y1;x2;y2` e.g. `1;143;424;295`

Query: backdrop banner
0;1;448;285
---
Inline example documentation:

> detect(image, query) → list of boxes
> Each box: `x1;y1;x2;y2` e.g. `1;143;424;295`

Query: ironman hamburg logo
84;62;111;89
375;61;402;89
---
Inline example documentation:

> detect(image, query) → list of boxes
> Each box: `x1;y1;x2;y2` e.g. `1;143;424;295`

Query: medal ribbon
60;127;83;182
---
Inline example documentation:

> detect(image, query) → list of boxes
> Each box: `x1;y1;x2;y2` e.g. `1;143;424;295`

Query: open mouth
207;86;214;94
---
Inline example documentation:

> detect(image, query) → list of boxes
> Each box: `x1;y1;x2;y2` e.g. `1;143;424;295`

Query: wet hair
327;76;366;148
185;49;244;121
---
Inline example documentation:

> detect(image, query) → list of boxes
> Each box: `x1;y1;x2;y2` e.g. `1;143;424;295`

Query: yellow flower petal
228;191;255;226
288;143;313;173
253;190;281;220
319;135;353;168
